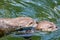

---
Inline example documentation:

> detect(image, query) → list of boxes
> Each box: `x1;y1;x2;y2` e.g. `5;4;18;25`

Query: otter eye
20;26;21;27
29;22;33;25
49;26;52;28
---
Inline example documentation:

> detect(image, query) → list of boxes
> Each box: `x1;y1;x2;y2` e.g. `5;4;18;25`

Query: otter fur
0;17;37;37
36;21;57;32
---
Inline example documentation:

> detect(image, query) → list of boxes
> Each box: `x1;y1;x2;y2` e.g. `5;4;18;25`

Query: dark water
0;0;60;40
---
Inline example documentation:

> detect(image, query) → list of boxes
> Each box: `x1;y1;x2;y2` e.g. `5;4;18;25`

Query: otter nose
56;26;58;28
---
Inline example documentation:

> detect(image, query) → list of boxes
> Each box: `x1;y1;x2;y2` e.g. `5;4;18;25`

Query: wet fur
0;17;37;37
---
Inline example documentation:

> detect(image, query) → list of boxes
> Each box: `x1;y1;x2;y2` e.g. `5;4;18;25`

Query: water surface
0;0;60;40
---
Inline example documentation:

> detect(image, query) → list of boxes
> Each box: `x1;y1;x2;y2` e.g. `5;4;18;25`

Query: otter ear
29;22;33;25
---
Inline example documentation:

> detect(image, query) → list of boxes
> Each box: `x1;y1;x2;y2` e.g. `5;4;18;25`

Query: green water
0;0;60;40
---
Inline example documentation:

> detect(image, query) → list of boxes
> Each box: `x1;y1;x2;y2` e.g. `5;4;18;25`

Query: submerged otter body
0;17;37;37
36;21;57;32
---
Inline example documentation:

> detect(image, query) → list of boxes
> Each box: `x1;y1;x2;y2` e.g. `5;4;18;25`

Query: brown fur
0;17;37;37
36;21;57;31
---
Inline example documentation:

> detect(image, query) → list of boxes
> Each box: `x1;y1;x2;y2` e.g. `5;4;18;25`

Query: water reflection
40;30;60;40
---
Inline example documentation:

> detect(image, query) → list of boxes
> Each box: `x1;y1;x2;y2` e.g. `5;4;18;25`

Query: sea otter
0;17;37;37
36;21;57;32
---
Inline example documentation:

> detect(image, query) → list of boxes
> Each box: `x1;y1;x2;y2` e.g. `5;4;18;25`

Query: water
0;0;60;40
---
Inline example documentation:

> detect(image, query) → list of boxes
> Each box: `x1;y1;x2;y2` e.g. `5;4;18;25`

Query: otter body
0;17;37;37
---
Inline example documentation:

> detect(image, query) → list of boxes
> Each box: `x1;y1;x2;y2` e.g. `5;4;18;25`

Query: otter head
36;21;58;32
18;17;37;28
